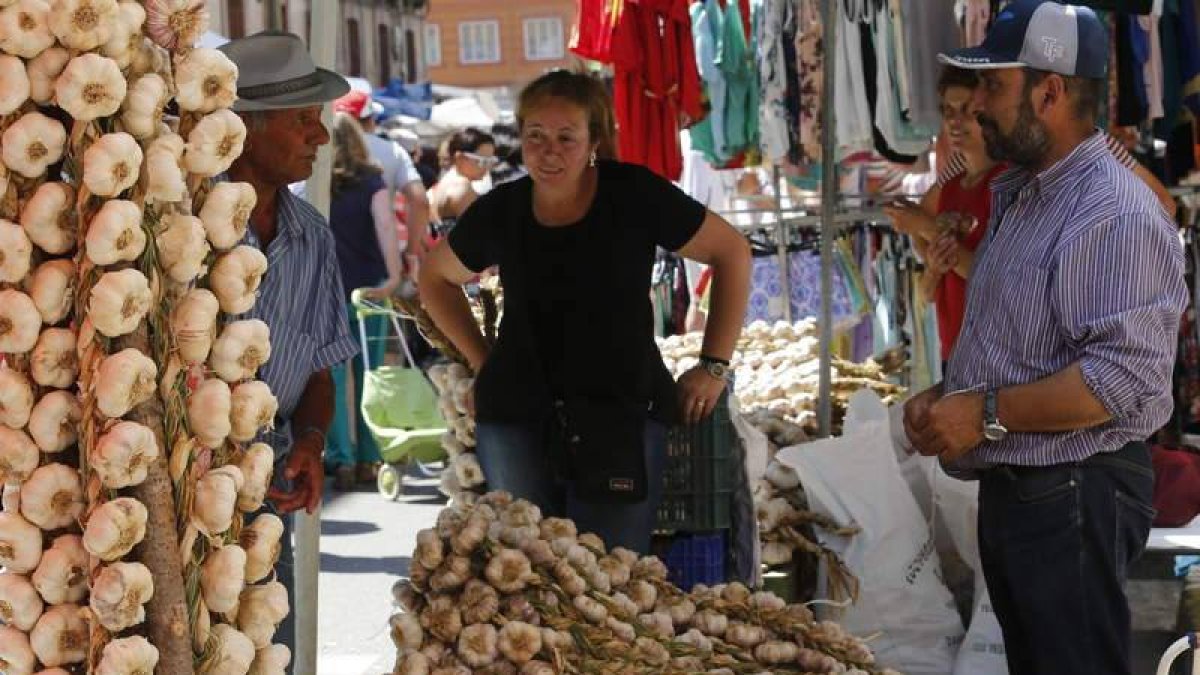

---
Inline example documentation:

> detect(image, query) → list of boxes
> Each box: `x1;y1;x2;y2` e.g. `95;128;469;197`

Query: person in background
219;31;360;664
427;128;497;238
413;144;440;189
419;70;751;554
325;113;404;489
905;3;1186;673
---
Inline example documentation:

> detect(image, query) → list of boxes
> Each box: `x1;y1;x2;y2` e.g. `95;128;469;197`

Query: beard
977;97;1050;168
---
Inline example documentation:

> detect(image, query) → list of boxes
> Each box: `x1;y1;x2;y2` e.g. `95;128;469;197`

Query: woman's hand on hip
677;366;727;425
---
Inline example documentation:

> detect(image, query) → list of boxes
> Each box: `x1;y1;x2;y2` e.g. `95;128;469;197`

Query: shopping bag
777;390;963;675
360;365;446;464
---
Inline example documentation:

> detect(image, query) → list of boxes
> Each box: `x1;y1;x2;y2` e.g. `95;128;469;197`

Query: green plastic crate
656;390;735;531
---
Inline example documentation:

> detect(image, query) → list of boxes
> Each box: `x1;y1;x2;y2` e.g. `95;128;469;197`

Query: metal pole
817;0;838;438
772;166;792;323
295;0;338;671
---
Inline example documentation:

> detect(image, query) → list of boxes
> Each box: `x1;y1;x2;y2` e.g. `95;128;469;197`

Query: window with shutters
424;23;441;67
347;18;362;76
405;29;417;82
458;20;500;65
227;0;244;38
378;24;391;83
523;17;563;61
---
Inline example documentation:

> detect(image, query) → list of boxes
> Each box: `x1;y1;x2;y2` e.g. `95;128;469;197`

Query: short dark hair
447;128;495;155
937;66;980;96
1023;68;1103;122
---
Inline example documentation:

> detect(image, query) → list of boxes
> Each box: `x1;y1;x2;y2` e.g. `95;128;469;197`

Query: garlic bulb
0;369;33;428
200;544;246;614
83;497;148;561
205;624;255;675
25;46;67;104
0;574;43;632
19;182;74;254
173;288;219;364
249;644;290;675
88;268;152;338
453;453;485;490
144;0;208;50
0;428;38;484
0;625;36;675
83;132;142;197
32;534;87;605
0;55;31;116
0;219;32;284
90;561;153;631
120;74;167;140
92;421;159;489
95;636;159;675
193;465;243;535
95;348;157;418
230;380;278;442
29;259;75;325
29;604;86;667
85;200;145;266
497;621;541;665
100;0;145;69
240;513;283;584
237;581;289;648
21;464;83;531
457;624;498;668
1;111;65;178
0;0;53;59
484;548;532;594
0;512;41;573
236;442;274;512
188;378;231;449
27;391;80;453
143;132;186;203
175;47;237;113
31;328;79;389
390;611;423;652
184;109;246;177
210;245;267;315
156;213;210;284
48;0;116;50
0;290;41;353
211;319;271;382
199;181;256;251
54;53;125;122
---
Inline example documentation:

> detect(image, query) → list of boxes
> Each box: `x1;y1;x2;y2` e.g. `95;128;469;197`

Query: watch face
705;362;728;380
984;424;1007;442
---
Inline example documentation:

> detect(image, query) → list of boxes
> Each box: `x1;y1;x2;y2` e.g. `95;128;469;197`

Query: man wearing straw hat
218;31;361;659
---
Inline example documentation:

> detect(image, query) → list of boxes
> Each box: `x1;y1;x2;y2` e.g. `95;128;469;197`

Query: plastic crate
664;532;727;592
656;389;735;531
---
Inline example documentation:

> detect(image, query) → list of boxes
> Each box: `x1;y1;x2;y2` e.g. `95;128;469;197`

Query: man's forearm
291;369;335;444
996;362;1113;434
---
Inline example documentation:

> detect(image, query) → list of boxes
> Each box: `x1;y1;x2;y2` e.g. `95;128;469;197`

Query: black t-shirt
447;161;706;423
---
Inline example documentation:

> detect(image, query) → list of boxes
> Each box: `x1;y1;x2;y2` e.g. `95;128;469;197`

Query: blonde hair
331;112;381;195
516;69;618;160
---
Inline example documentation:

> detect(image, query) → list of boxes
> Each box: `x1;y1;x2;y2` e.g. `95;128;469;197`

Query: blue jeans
475;420;667;555
326;305;386;467
978;442;1155;675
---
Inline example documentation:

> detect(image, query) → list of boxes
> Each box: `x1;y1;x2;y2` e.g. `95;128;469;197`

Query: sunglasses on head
464;152;499;168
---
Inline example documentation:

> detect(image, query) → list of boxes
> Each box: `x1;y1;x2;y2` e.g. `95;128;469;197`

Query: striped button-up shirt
944;132;1186;471
237;186;359;459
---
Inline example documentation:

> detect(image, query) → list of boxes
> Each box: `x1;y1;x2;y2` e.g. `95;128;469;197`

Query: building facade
422;0;579;90
205;0;429;87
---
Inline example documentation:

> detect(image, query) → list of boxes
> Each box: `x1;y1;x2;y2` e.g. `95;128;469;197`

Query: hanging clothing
1140;14;1166;120
903;0;959;131
689;0;728;165
963;0;990;46
890;0;913;115
1182;0;1200;117
1116;17;1148;126
757;0;792;163
834;5;873;155
570;0;620;62
795;0;824;163
718;0;759;157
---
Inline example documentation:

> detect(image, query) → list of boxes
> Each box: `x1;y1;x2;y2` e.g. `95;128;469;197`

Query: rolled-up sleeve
1052;214;1186;421
312;228;360;371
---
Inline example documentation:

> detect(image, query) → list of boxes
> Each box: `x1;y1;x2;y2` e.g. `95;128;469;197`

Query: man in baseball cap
905;3;1187;674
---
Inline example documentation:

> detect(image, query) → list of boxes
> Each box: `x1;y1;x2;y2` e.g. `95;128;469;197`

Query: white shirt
363;131;419;196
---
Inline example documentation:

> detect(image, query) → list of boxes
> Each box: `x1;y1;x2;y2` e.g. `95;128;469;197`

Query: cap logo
1041;36;1065;63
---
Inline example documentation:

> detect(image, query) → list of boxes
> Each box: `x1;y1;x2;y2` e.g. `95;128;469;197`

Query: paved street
316;467;444;675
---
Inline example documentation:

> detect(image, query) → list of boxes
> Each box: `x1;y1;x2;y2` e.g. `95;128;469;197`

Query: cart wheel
377;463;404;501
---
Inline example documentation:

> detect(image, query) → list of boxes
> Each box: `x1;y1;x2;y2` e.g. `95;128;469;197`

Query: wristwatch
982;390;1008;442
698;355;731;381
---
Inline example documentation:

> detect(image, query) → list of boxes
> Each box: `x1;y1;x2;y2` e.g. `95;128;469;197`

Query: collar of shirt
990;130;1109;203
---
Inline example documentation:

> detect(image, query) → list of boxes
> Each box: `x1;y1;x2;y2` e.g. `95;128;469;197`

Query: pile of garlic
0;0;288;670
428;362;485;503
389;492;897;675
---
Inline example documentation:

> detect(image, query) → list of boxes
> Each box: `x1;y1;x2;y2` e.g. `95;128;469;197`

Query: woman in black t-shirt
419;70;751;553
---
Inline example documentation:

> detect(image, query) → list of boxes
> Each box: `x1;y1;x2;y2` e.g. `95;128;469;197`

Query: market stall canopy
430;97;494;129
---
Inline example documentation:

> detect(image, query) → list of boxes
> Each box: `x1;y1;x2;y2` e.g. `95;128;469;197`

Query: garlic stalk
95;348;157;418
20;464;83;531
237;581;289;648
192;465;243;535
0;290;41;354
32;534;87;605
29;259;75;325
203;624;255;675
95;636;159;675
83;133;143;198
29;604;87;667
143;132;186;204
90;561;154;631
230;380;278;442
236;442;274;512
92;421;159;489
0;625;36;675
19;182;74;254
211;320;271;383
0;574;43;632
249;644;291;675
0;55;30;118
199;181;256;251
200;544;246;614
183;108;246;177
88;268;152;338
187;378;231;449
239;513;283;584
0;0;53;59
0;219;33;283
27;390;80;454
86;199;146;265
156;213;210;284
1;111;65;178
83;497;148;561
25;46;67;105
174;47;237;113
210;245;268;315
54;53;125;122
0;368;33;429
172;287;219;364
30;328;79;389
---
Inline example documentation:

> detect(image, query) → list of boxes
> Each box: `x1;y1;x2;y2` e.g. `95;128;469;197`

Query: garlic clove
230;380;278;442
188;378;231;449
0;574;44;632
19;182;74;254
0;0;54;59
142;132;186;204
0;511;41;574
239;513;283;584
32;534;88;605
0;289;42;353
248;644;290;675
89;561;154;631
210;245;268;315
82;132;143;198
172;287;220;364
1;111;65;179
29;603;86;667
95;348;157;418
198;181;256;251
210;319;271;383
20;464;84;531
25;46;68;105
236;442;274;513
0;624;36;675
85;199;146;265
88;268;152;338
95;635;159;675
27;390;80;453
92;421;159;489
0;368;34;429
29;259;76;325
0;219;33;284
174;47;237;113
30;328;79;389
156;213;210;284
199;543;246;614
0;55;31;116
205;623;256;675
83;497;148;562
192;465;243;535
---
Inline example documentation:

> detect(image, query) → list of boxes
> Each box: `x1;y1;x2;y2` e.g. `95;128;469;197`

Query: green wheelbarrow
351;289;447;500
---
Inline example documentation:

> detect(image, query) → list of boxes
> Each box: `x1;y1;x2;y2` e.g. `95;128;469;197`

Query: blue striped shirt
235;185;360;458
944;132;1186;471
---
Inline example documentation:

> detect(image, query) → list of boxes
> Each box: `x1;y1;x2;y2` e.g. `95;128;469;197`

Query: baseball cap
333;89;385;119
938;0;1108;79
